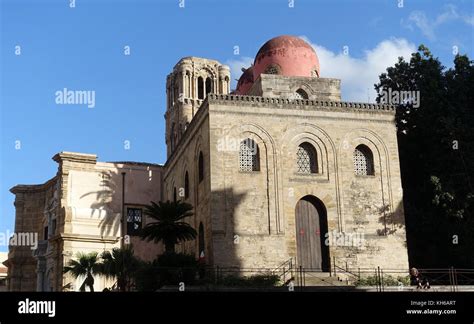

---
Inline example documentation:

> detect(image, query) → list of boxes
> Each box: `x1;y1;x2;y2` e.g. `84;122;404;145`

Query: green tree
375;46;474;268
100;245;140;292
140;200;197;253
63;252;101;292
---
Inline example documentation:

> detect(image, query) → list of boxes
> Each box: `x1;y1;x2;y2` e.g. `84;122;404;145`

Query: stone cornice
10;176;58;194
207;94;395;113
52;151;97;164
59;233;118;244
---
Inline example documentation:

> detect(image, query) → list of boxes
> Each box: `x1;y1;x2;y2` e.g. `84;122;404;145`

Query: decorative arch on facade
225;123;281;234
290;82;314;98
280;123;341;231
338;128;394;220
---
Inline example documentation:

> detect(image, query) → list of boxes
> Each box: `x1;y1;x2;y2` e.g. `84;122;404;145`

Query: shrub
155;252;198;287
217;273;280;287
134;260;161;292
356;275;410;287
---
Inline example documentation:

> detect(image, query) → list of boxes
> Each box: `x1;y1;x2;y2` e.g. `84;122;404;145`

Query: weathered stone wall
206;94;408;270
163;104;212;262
248;74;341;101
8;152;163;291
7;181;56;291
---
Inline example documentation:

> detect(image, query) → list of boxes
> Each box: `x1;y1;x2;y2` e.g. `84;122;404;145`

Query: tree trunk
86;273;95;292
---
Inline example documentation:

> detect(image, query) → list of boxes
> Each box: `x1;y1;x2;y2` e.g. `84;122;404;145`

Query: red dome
234;66;254;95
253;35;320;80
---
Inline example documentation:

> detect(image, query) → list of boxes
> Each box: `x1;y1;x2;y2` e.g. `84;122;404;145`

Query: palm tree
140;200;197;253
100;245;140;292
63;252;101;292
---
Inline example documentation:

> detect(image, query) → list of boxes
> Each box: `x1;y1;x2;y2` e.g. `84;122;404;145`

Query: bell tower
165;57;230;157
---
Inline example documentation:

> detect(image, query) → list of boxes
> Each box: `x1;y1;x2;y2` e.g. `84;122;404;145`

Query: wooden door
295;198;322;270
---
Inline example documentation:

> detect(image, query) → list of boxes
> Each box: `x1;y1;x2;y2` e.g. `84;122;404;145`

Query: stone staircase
294;271;353;287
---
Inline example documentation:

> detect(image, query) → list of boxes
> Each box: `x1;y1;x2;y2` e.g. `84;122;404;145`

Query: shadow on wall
209;187;249;269
376;201;405;238
80;169;121;238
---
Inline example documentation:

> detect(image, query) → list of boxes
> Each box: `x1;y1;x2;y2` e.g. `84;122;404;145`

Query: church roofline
52;151;97;164
10;176;58;194
106;161;163;167
207;94;395;112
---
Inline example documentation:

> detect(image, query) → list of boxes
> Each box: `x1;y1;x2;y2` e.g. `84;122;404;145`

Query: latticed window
353;145;375;176
239;139;260;172
297;143;318;174
264;64;280;75
294;89;308;99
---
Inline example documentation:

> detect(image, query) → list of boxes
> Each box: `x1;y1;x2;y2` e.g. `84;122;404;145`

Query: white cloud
225;56;253;91
408;11;436;41
301;36;416;102
404;4;473;41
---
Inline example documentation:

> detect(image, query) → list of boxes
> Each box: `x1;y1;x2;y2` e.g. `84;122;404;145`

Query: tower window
297;142;318;173
295;89;308;99
198;77;204;99
353;145;375;176
173;187;177;202
205;77;212;96
239;139;260;172
185;71;191;97
170;123;175;151
198;152;204;183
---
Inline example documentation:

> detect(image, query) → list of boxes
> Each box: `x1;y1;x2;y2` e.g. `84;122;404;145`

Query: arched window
198;152;204;183
264;64;280;75
295;88;308;99
198;77;204;99
297;142;318;173
353;145;375;176
205;77;212;95
224;76;230;93
239;138;260;172
170;123;175;151
174;84;179;104
184;171;189;199
185;71;191;97
198;222;205;257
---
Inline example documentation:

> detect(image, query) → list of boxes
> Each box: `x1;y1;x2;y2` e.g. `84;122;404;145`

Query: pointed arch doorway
295;195;330;271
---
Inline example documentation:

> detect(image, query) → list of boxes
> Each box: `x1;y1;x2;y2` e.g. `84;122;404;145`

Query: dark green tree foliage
63;252;101;292
134;253;198;290
140;200;197;253
100;245;140;292
375;46;474;268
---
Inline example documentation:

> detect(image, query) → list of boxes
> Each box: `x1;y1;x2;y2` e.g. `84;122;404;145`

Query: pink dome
234;66;254;95
253;35;320;80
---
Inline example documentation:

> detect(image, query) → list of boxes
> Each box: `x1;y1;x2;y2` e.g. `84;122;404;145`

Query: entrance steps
293;271;353;287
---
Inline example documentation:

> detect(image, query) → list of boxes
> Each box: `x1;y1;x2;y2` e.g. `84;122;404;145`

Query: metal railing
132;262;474;291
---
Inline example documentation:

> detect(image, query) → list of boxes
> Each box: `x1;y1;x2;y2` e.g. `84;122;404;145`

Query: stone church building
6;35;409;291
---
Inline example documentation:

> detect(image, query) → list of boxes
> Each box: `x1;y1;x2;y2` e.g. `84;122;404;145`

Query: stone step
293;273;351;286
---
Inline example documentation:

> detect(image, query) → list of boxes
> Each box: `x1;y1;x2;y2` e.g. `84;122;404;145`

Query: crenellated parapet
207;94;395;112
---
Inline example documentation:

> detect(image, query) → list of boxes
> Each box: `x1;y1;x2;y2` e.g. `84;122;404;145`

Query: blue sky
1;0;473;251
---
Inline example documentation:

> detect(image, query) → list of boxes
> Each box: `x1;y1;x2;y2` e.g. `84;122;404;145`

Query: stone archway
295;195;330;271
